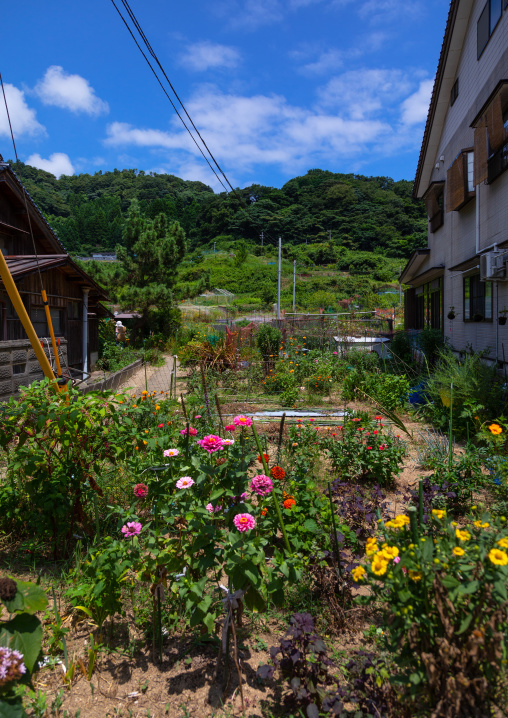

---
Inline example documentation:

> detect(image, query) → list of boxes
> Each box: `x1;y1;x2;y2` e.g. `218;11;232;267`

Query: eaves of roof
400;248;431;285
413;0;475;198
0;162;67;253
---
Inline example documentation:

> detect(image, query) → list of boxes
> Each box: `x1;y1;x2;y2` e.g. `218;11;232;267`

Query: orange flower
489;423;503;435
284;498;296;509
258;453;270;463
270;466;285;480
261;507;268;516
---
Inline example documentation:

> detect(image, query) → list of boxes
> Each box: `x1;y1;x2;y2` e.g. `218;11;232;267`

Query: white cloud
318;69;411;119
180;41;241;71
301;50;345;76
26;152;75;177
357;0;423;23
0;84;45;138
34;66;109;116
400;79;433;125
216;0;285;30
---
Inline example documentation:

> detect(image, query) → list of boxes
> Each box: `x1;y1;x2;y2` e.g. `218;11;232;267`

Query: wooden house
402;0;508;364
0;157;109;400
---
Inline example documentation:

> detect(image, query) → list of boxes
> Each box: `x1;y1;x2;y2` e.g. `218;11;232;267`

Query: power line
109;0;229;193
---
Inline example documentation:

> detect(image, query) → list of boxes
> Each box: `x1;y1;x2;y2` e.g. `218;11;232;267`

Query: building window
423;182;445;233
30;307;64;337
446;150;475;212
68;301;80;320
464;274;492;321
477;0;503;59
409;279;442;330
450;78;459;106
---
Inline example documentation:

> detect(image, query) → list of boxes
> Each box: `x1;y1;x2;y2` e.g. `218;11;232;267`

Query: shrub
256;324;282;357
342;368;410;411
323;415;405;485
356;510;508;716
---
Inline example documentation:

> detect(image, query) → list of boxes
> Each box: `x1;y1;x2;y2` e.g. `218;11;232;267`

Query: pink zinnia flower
163;448;179;457
233;415;252;427
222;438;235;446
158;423;164;428
225;424;236;432
134;483;148;498
366;446;372;450
206;503;222;513
379;445;387;451
373;430;379;435
352;418;361;422
309;418;315;422
233;513;256;532
122;521;142;538
176;476;194;489
196;434;224;453
250;474;273;496
333;351;337;355
180;426;198;436
393;556;401;564
195;415;202;419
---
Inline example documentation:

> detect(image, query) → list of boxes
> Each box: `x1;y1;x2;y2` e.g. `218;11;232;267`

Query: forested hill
8;161;427;259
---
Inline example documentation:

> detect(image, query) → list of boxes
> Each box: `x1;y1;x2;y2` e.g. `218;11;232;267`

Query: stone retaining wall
0;338;68;403
79;358;143;395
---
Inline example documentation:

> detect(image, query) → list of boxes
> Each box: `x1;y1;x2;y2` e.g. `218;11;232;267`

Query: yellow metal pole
41;289;63;377
0;251;57;383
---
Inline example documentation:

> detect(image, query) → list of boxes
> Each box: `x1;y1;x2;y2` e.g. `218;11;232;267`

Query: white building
402;0;508;364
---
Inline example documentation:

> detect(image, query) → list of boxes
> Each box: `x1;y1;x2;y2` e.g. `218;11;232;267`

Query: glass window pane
485;282;492;318
477;2;490;58
490;0;501;34
464;277;470;319
467;152;474;192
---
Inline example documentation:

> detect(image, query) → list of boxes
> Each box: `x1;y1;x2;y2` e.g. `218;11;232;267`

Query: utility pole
329;230;332;242
260;231;264;248
293;259;296;312
399;266;402;306
213;242;216;254
277;237;281;320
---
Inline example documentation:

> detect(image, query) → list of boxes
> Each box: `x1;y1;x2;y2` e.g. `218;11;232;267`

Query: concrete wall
79;358;143;395
0;338;68;403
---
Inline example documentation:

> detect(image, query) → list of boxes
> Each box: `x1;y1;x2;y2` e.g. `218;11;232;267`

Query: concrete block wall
0;338;68;403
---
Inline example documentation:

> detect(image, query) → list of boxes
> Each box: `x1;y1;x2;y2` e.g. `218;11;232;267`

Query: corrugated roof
5;255;68;277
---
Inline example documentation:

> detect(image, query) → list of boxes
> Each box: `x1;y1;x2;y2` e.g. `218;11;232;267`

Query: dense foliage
9;161;426;259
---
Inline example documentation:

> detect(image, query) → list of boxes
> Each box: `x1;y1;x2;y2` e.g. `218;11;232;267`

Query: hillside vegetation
9;161;426;259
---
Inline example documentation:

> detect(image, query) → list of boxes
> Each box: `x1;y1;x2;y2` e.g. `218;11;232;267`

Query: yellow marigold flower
489;424;503;435
135;446;139;450
394;514;410;526
474;520;482;528
366;537;377;545
456;529;471;541
144;430;149;434
452;546;465;557
408;570;422;581
432;509;446;519
384;520;395;529
381;546;399;561
366;543;378;557
142;390;148;395
352;566;367;582
155;405;160;410
489;548;508;566
143;440;147;445
371;554;388;576
497;537;508;549
133;405;138;408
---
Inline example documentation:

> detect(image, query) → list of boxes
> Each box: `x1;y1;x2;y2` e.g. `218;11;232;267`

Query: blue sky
0;0;450;191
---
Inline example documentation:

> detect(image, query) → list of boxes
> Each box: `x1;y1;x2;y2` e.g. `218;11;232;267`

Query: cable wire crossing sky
0;0;449;190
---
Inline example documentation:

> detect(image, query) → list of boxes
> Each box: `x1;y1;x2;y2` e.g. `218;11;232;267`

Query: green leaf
303;519;319;534
4;580;48;615
203;612;215;635
456;614;473;635
0;695;24;718
421;538;434;562
244;585;267;613
494;580;508;600
458;580;479;596
0;614;43;673
441;575;460;589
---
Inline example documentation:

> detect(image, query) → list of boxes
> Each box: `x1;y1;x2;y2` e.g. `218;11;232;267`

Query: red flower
270;466;285;480
379;445;387;451
134;483;148;498
352;418;361;422
258;453;270;463
158;423;164;428
366;446;372;450
283;498;296;509
373;430;379;435
261;507;268;516
374;415;382;421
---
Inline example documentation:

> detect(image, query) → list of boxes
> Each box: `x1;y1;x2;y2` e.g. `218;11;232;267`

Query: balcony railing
488;138;508;184
429;210;443;233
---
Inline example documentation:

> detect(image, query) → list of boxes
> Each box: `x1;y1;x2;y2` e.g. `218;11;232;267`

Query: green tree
114;200;187;338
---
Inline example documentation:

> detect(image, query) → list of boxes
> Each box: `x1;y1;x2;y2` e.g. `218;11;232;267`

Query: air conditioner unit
480;251;508;281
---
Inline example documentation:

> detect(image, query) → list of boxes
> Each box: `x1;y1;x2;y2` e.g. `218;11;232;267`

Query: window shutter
423;190;439;219
474;119;488;185
446;155;465;212
486;91;507;152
